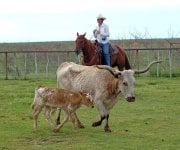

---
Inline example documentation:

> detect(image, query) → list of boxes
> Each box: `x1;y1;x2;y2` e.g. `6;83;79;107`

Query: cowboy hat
97;14;106;20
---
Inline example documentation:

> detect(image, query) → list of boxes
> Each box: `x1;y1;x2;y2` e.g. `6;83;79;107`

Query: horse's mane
84;37;96;51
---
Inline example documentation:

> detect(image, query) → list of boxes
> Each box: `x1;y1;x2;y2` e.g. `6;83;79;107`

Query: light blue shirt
93;23;110;44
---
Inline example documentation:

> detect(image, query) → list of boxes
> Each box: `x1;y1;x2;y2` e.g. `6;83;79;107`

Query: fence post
24;53;27;79
46;53;49;78
5;52;8;80
169;44;172;78
136;49;139;77
34;52;38;75
157;50;160;77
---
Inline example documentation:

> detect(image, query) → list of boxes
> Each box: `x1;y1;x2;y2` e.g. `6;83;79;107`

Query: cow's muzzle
126;96;135;102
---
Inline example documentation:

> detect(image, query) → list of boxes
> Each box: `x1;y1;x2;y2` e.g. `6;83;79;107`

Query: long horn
134;60;162;74
96;65;121;77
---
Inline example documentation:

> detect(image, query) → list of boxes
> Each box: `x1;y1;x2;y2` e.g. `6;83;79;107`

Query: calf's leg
56;109;61;125
44;106;55;128
56;109;84;128
69;111;78;131
71;112;85;128
33;105;43;129
53;110;69;132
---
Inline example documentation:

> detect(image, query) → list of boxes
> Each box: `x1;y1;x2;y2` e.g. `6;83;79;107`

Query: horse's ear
77;32;79;37
83;32;86;37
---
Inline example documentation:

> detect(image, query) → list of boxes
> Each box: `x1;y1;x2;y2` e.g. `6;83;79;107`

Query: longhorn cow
56;61;160;132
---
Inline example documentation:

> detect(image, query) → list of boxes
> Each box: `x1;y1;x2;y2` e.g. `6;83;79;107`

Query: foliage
0;77;180;150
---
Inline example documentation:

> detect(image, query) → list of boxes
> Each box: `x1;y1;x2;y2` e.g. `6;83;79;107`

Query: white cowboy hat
97;14;106;20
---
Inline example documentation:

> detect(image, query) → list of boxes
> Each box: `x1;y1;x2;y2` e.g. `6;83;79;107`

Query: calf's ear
79;91;83;95
79;91;87;96
81;90;87;94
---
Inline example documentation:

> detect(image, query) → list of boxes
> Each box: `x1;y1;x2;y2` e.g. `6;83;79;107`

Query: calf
31;86;94;132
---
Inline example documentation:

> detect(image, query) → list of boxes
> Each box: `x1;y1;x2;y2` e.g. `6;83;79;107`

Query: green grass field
0;77;179;150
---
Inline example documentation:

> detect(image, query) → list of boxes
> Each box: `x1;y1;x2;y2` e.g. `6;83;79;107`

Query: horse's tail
124;54;131;69
116;45;131;70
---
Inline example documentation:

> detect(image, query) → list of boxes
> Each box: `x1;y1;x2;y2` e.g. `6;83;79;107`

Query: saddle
94;40;119;65
94;41;103;64
94;40;119;55
109;44;119;55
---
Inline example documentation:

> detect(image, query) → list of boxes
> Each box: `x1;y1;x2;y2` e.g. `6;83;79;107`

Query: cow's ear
114;71;122;78
77;32;79;36
114;72;122;78
117;74;123;80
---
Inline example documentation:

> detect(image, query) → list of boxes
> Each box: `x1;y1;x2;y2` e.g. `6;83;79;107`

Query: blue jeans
102;43;110;66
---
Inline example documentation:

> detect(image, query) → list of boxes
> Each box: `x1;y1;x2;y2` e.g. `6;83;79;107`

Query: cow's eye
123;81;128;86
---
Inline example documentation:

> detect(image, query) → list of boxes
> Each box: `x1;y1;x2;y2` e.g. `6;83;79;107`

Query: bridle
76;35;100;65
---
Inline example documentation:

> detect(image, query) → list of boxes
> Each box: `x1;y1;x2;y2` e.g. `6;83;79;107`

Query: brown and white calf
31;86;94;132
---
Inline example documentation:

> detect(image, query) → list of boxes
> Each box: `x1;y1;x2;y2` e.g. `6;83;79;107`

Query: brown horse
75;32;131;71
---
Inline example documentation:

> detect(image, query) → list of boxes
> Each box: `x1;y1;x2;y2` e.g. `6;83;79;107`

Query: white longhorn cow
56;61;160;132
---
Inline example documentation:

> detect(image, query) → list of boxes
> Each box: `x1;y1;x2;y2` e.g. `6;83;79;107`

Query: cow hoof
78;124;85;128
56;120;60;125
92;122;97;127
53;128;59;133
104;127;111;132
73;129;78;133
92;121;101;127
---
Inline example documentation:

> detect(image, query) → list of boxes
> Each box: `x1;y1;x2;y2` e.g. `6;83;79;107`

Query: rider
93;14;110;66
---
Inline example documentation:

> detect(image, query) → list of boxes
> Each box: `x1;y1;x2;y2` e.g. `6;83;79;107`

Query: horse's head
75;32;87;55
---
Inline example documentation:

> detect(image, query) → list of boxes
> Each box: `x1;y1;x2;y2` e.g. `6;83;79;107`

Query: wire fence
0;50;78;79
0;48;180;79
